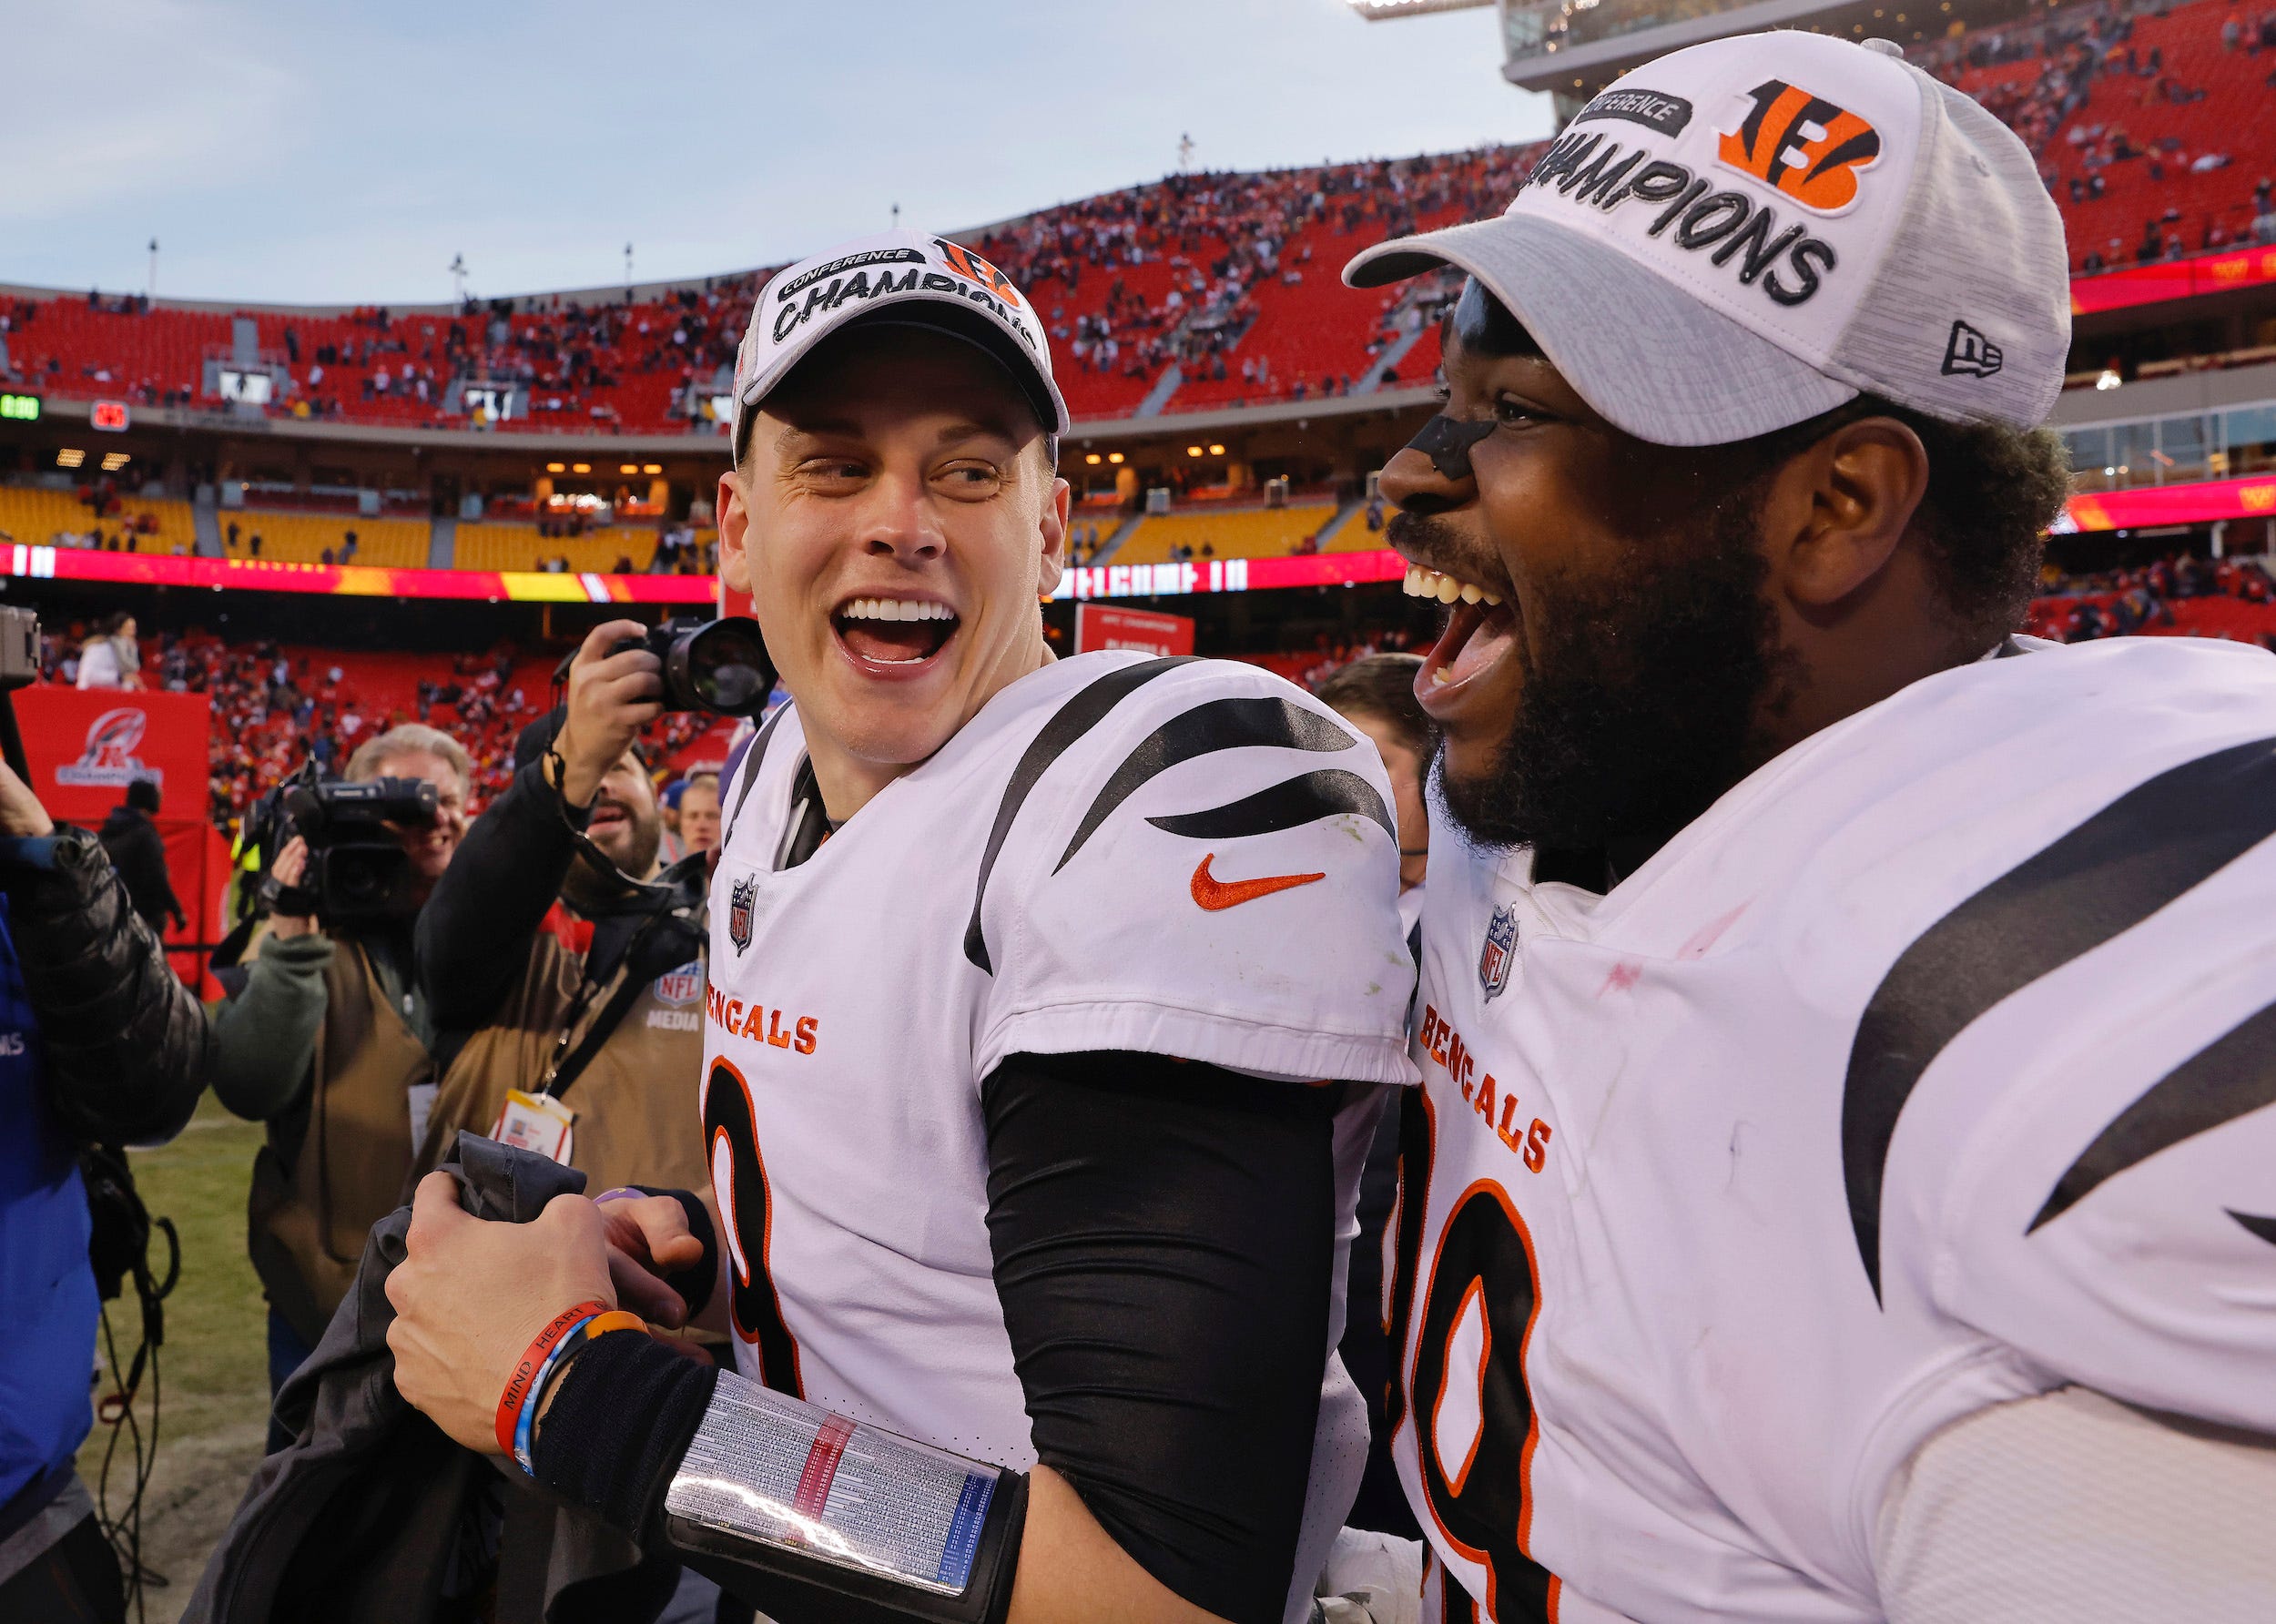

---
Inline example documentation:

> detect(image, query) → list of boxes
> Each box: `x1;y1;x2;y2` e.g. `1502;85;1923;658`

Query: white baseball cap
731;228;1072;460
1344;32;2071;446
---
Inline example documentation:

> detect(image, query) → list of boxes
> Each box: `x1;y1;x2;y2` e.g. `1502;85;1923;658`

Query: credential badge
1479;903;1519;1000
728;874;757;955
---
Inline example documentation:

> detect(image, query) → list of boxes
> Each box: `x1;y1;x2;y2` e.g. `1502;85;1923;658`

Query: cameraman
208;725;470;1422
0;759;208;1623
412;623;709;1197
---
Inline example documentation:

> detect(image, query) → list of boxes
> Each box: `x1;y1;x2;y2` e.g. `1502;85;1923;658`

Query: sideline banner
1074;604;1194;656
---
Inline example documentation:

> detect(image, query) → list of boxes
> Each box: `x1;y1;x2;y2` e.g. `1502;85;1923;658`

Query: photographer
411;624;710;1198
208;725;469;1421
0;758;208;1623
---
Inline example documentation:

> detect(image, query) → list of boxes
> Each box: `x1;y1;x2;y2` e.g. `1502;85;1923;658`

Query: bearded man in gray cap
1352;29;2276;1624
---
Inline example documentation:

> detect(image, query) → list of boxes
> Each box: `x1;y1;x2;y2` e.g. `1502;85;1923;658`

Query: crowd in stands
35;628;721;833
5;0;2273;427
2027;550;2276;640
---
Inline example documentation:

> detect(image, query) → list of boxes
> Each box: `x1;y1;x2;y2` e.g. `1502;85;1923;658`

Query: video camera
610;616;775;717
261;761;439;929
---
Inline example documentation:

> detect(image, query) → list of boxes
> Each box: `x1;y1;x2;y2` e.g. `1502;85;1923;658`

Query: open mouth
589;800;630;834
831;595;960;672
1405;563;1517;708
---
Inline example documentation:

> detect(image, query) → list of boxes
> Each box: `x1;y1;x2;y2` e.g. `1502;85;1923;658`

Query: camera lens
685;622;772;716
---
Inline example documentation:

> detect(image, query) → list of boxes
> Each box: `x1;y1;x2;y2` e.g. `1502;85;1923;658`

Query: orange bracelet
494;1298;611;1457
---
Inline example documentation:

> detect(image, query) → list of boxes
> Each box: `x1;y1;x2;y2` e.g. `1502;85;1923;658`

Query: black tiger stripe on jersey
1054;696;1356;872
2029;995;2276;1232
1843;734;2276;1302
963;655;1198;973
2228;1211;2276;1247
1146;767;1395;844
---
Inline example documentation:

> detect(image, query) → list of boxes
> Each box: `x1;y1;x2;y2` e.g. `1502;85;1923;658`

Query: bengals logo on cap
933;239;1025;310
1716;79;1881;213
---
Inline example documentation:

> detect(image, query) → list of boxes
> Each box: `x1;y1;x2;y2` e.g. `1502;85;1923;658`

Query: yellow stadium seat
0;486;197;555
225;510;431;568
1112;503;1340;565
453;523;658;574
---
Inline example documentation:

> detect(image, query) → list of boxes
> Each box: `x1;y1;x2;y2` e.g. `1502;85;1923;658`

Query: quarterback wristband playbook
531;1330;1025;1623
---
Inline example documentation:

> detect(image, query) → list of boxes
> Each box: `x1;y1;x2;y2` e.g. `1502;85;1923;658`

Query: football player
384;229;1417;1624
1346;30;2276;1624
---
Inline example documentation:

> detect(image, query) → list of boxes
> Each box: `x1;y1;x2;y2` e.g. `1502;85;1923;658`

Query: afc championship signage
16;686;210;825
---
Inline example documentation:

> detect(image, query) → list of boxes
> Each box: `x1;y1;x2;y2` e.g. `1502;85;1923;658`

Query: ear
716;468;753;596
1036;474;1072;600
1764;417;1930;614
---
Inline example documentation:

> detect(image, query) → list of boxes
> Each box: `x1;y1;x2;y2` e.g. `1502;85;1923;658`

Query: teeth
1430;666;1452;686
841;598;952;622
1402;564;1502;609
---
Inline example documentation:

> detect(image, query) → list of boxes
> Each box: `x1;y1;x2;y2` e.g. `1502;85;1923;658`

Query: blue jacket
0;902;97;1537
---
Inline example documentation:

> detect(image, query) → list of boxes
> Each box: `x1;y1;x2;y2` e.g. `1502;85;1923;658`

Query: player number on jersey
703;1058;804;1396
1406;1180;1559;1624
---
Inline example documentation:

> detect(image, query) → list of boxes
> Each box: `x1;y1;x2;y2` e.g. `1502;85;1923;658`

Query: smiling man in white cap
384;228;1421;1624
1350;29;2276;1624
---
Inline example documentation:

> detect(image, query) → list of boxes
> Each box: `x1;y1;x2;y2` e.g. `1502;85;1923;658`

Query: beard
1436;485;1800;858
562;798;664;913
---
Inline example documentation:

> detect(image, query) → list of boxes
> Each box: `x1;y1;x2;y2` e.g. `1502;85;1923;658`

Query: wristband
494;1298;610;1457
513;1309;646;1473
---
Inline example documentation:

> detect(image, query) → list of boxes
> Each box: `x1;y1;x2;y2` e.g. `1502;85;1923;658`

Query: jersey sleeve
973;660;1417;1089
1909;886;2276;1436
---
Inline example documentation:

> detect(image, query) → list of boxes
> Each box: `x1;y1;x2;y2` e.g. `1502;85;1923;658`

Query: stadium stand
8;1;2271;431
0;482;196;553
452;522;658;574
220;511;431;567
1113;502;1344;564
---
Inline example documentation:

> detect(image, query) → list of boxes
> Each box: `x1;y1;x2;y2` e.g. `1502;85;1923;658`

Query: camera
0;605;37;691
613;617;775;717
270;763;438;929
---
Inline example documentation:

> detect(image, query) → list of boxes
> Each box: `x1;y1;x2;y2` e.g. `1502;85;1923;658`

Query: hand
0;759;55;839
385;1172;616;1455
268;836;317;939
555;621;662;807
595;1192;709;1329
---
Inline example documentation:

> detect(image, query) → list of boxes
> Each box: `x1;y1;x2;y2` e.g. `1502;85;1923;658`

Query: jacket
416;757;709;1198
181;1132;678;1624
0;827;210;1577
97;805;183;935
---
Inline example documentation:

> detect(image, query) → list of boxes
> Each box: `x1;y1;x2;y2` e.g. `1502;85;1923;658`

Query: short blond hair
348;723;471;794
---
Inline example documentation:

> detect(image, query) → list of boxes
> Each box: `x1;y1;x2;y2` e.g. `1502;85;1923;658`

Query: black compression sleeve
981;1051;1339;1624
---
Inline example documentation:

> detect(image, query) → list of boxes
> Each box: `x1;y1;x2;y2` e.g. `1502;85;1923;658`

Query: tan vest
412;922;709;1200
247;939;431;1344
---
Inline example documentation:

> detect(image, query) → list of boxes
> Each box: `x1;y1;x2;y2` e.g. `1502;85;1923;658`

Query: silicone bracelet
514;1310;647;1473
494;1298;611;1457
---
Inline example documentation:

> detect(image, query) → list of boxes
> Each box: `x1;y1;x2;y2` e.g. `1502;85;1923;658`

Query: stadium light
2096;367;2122;391
642;463;663;474
619;463;639;474
101;452;131;472
56;449;86;468
572;462;592;473
1085;453;1102;465
1187;446;1204;457
546;462;565;473
1108;452;1125;464
1209;443;1225;455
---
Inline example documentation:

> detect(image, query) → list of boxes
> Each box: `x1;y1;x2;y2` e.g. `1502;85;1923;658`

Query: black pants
0;1512;125;1624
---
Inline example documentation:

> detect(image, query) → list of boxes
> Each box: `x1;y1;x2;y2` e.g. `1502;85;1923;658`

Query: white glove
1314;1526;1424;1624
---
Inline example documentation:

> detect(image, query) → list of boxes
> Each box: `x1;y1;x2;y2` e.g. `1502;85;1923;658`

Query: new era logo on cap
1942;320;2004;378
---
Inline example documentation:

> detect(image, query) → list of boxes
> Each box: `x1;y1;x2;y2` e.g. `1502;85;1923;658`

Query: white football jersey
1393;637;2276;1624
701;650;1417;1622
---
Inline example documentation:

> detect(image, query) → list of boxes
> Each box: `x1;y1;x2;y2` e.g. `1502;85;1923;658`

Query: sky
0;0;1551;308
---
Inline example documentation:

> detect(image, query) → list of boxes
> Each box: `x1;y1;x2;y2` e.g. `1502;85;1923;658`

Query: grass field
76;1097;272;1624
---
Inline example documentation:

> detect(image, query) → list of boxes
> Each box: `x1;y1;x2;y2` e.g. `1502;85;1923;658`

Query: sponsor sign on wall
1073;604;1195;657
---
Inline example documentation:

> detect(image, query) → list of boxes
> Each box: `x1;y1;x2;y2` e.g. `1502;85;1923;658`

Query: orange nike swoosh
1190;854;1326;911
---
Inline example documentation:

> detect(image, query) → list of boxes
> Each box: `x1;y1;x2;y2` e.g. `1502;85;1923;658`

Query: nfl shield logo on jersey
1479;903;1519;1000
728;875;757;955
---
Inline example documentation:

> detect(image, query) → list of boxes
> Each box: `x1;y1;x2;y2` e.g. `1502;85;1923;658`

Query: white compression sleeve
1875;1385;2276;1624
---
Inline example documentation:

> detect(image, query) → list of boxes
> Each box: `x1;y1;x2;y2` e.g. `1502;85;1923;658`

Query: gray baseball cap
1344;32;2071;446
732;229;1071;460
